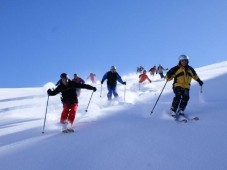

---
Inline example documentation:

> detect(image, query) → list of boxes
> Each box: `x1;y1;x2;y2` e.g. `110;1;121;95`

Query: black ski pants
171;87;190;112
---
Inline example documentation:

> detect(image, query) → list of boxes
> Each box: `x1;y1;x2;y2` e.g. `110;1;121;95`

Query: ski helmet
179;55;189;61
60;73;69;79
110;66;117;70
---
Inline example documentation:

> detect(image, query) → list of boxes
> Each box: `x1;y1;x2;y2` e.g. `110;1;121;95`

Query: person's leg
60;103;70;123
68;103;78;126
179;89;190;112
171;87;182;112
107;86;113;100
112;86;119;98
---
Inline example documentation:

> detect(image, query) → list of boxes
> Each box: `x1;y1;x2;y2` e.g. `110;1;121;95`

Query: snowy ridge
0;61;227;170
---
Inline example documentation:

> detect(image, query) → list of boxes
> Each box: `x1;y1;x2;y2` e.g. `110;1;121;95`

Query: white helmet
110;66;117;70
179;54;189;61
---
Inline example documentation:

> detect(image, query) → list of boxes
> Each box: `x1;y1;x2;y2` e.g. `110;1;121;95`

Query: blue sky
1;0;227;88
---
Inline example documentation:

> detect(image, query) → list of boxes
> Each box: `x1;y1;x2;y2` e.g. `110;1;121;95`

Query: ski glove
93;87;97;92
197;79;203;86
165;74;171;81
122;82;126;85
47;89;52;95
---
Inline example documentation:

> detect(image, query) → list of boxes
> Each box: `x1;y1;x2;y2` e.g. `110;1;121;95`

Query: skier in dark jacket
72;73;85;97
156;64;168;79
47;73;96;132
101;66;126;100
165;55;203;116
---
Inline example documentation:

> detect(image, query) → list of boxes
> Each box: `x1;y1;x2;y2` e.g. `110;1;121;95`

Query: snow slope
1;61;227;170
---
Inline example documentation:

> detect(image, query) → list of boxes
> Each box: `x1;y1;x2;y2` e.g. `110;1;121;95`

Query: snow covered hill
1;61;227;170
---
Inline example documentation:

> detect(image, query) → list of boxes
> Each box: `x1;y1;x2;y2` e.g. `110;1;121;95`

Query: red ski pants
60;103;78;124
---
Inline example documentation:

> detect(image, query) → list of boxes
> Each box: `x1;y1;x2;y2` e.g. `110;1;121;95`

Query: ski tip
193;117;199;120
182;119;187;123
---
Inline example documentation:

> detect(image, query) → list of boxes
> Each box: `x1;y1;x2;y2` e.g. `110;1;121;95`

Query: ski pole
150;81;168;115
100;84;102;97
200;86;203;93
42;95;49;134
124;84;126;102
85;91;94;112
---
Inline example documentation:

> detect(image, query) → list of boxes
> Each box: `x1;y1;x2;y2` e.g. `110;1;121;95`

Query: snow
1;61;227;170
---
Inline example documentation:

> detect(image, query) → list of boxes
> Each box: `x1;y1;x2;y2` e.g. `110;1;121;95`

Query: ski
62;128;75;133
172;114;187;123
180;114;199;121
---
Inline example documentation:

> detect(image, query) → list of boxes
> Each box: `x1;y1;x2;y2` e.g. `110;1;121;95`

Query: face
111;69;116;72
61;78;68;85
180;59;188;67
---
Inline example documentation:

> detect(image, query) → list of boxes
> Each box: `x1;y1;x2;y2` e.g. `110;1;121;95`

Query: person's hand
198;79;203;86
47;89;52;95
165;75;171;81
93;87;97;92
122;82;126;85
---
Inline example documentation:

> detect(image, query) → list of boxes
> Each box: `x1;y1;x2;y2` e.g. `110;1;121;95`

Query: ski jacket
87;73;96;81
48;80;94;104
149;67;156;74
166;65;201;89
101;71;124;87
72;77;85;84
156;65;165;74
139;73;151;83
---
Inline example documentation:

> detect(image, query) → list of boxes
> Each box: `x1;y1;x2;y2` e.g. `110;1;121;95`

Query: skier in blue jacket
101;66;126;100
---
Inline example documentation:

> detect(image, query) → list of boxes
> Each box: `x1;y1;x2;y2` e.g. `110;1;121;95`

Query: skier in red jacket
139;70;152;83
87;73;96;84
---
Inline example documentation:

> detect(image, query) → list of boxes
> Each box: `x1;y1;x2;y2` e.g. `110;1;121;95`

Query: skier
101;66;126;101
139;70;152;83
148;66;156;76
156;64;168;79
136;66;144;74
72;73;85;97
87;73;96;84
47;73;96;132
165;55;203;117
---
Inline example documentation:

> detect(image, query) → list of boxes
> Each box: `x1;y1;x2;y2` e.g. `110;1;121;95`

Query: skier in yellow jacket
165;55;203;116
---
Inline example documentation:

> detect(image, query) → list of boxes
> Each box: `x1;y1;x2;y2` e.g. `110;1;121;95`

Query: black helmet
60;73;69;79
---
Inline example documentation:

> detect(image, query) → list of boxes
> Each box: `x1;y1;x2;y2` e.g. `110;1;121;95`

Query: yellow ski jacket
166;65;200;89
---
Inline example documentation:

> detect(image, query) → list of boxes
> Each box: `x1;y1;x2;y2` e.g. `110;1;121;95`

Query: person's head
110;66;117;72
178;54;189;66
60;73;69;85
143;70;147;74
74;73;78;78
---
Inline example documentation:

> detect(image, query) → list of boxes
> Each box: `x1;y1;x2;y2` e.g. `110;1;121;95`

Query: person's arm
72;82;96;91
101;72;108;84
190;67;203;86
47;86;61;96
165;66;178;81
117;73;126;85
